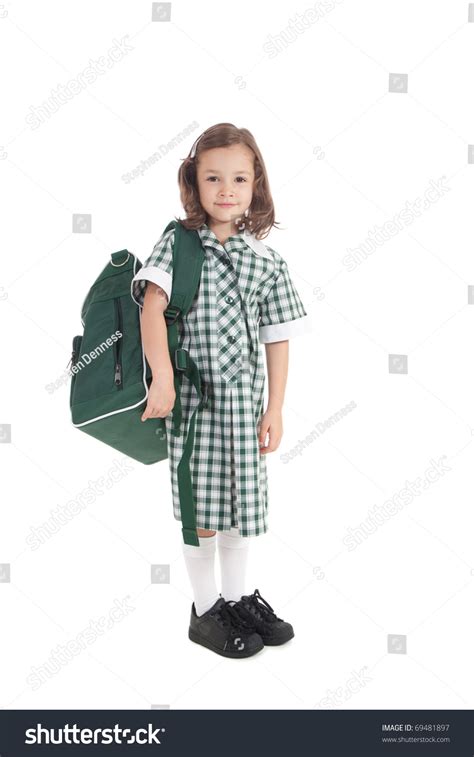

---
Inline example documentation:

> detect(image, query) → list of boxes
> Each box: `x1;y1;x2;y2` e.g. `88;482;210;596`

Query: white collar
241;230;273;260
199;224;273;261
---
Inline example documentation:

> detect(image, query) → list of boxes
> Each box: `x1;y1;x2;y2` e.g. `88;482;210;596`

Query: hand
141;373;175;421
258;408;283;454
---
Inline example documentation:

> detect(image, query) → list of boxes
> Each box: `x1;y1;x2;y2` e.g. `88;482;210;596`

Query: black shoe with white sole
188;596;264;658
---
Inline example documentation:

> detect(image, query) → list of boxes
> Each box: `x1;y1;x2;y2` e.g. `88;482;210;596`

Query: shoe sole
188;627;264;658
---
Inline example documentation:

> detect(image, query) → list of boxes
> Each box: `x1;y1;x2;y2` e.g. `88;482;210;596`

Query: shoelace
245;589;284;623
217;600;256;634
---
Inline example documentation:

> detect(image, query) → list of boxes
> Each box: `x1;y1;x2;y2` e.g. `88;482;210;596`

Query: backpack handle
110;250;130;267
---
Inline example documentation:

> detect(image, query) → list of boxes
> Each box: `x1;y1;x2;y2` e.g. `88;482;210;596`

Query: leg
182;528;219;616
197;528;216;537
217;526;250;602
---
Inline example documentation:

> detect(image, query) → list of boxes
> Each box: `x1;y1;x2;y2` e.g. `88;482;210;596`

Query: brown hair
175;122;279;240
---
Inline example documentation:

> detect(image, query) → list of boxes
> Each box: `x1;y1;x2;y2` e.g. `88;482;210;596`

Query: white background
1;0;473;710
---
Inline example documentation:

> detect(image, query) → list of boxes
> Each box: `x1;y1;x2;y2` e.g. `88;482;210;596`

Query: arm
256;251;311;453
140;283;176;421
258;340;289;454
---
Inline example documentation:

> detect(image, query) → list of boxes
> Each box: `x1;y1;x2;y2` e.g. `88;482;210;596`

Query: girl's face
196;144;255;233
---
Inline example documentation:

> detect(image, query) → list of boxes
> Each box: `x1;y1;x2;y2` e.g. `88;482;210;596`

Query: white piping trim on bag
72;255;153;428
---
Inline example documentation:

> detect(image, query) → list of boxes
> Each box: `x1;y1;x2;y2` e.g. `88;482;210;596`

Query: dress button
227;335;236;344
225;295;234;304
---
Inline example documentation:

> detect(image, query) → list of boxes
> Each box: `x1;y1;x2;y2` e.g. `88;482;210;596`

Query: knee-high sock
182;533;220;616
217;527;250;602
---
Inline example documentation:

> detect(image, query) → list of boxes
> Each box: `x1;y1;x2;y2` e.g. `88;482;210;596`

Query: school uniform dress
131;222;311;537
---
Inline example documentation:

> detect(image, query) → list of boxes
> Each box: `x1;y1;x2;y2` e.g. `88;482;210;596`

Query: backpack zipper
114;297;123;388
67;335;82;372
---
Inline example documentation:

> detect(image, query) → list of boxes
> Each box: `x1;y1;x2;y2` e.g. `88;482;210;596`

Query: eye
205;176;248;182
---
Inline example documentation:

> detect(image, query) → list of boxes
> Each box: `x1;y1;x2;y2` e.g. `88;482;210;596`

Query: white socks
182;533;220;617
182;527;251;616
217;527;250;603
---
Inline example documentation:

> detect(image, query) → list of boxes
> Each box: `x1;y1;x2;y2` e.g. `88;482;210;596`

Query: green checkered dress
132;222;311;536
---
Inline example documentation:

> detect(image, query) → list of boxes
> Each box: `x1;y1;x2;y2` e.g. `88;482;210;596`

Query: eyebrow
203;169;252;175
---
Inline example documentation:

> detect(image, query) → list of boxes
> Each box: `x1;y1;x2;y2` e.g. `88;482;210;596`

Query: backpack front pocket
72;298;125;402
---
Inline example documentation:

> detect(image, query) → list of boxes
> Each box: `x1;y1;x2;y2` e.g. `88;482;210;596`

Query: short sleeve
258;254;312;343
131;228;174;308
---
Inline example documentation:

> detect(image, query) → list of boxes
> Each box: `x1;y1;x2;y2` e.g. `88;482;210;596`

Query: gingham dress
131;222;311;536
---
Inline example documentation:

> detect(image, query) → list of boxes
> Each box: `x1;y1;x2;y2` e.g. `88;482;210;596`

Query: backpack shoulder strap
160;219;206;547
162;220;205;324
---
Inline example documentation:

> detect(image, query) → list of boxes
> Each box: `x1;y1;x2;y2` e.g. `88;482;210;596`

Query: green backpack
69;220;205;546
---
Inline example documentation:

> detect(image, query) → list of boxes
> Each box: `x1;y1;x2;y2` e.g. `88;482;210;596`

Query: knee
217;527;249;548
197;528;216;537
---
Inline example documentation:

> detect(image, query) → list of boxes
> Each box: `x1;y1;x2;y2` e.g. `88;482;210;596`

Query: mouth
216;203;236;208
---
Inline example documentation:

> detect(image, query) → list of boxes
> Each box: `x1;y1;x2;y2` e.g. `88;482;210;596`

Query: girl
131;123;311;659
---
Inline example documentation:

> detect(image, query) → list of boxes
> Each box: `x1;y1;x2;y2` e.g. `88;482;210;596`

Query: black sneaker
188;596;264;658
231;589;295;646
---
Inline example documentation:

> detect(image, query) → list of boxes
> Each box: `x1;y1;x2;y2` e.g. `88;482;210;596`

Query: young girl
131;123;311;659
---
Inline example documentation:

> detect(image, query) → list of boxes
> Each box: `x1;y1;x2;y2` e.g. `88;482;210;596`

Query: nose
219;182;234;196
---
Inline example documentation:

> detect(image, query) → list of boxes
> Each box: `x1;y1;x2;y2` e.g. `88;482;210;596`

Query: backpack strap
162;220;206;547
